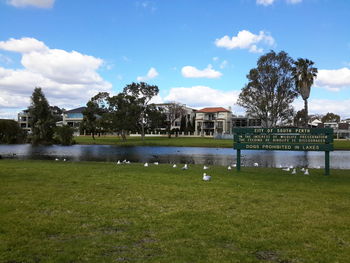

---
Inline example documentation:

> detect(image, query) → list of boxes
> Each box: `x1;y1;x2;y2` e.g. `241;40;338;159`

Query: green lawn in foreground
1;160;349;262
74;135;350;150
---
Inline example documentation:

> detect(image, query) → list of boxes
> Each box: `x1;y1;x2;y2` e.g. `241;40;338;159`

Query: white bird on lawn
122;159;127;163
154;162;159;165
182;164;188;170
126;161;130;164
291;168;296;175
203;173;211;181
144;162;148;167
304;169;309;175
227;166;232;170
232;164;237;168
301;167;305;172
63;158;66;162
253;162;259;167
203;165;209;170
282;167;290;172
172;164;177;168
117;160;121;165
55;158;59;161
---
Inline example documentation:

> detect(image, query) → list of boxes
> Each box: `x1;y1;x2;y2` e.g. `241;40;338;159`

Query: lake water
0;144;349;169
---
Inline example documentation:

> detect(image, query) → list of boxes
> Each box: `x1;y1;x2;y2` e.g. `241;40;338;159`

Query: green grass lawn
74;135;350;150
1;160;349;262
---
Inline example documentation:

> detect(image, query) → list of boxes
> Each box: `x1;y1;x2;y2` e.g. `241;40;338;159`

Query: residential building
17;109;32;133
195;107;232;136
62;107;86;129
232;115;262;128
154;103;196;131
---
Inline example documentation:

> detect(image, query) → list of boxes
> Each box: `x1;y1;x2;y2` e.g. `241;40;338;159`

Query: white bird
253;162;259;167
182;164;188;170
202;173;211;181
126;161;130;164
172;164;177;168
282;167;290;172
203;165;209;170
232;164;237;167
291;168;296;175
144;162;148;167
55;158;59;161
227;166;232;170
117;160;121;165
304;169;309;175
122;159;127;163
63;158;66;162
154;162;159;165
301;167;305;172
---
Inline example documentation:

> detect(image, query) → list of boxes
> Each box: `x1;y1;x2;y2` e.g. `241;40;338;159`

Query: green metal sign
233;127;334;175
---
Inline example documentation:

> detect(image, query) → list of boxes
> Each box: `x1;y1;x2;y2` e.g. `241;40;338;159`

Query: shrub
55;125;75;145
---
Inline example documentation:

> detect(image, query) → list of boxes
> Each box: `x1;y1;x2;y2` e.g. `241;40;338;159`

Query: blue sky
0;0;350;119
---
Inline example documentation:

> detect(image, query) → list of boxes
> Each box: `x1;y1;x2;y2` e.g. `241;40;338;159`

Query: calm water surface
0;144;349;169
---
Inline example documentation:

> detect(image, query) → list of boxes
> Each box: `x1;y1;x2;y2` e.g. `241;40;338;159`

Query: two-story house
195;107;232;136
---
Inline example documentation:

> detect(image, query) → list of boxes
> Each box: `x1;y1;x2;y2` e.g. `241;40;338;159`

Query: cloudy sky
0;0;350;119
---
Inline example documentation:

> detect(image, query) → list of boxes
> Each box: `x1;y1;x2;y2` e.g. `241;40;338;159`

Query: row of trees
237;50;318;128
81;83;193;140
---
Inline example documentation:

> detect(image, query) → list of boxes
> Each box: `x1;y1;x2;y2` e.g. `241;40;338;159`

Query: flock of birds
114;159;313;181
55;157;312;180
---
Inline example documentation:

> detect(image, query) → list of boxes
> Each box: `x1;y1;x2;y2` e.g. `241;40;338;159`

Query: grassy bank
74;135;350;150
1;160;349;262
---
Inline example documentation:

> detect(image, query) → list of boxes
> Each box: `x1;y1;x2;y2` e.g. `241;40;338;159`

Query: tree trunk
141;122;145;141
304;99;308;128
92;132;95;140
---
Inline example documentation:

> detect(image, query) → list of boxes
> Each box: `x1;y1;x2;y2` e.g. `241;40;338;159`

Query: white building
195;107;232;136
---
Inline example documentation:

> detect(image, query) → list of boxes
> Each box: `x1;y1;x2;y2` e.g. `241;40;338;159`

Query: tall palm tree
293;58;318;127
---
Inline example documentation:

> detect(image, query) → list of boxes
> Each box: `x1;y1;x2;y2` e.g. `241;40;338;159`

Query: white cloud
293;98;350;119
0;37;47;53
256;0;302;6
215;30;275;53
212;57;219;61
137;67;159;82
0;37;112;117
163;86;239;108
7;0;55;8
181;64;222;79
256;0;275;6
220;60;228;69
315;67;350;91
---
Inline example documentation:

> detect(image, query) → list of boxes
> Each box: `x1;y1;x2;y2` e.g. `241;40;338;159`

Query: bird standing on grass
144;163;148;167
203;173;211;181
203;165;209;170
291;168;296;174
117;160;121;165
182;164;188;170
172;164;177;168
227;166;232;170
304;169;309;175
154;162;159;165
254;162;259;167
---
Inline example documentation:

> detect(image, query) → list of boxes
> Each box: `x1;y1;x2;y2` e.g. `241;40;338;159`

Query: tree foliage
292;58;318;127
164;103;186;138
55;125;74;146
0;119;26;144
237;51;298;128
321;112;340;123
123;82;159;140
29;87;55;145
107;93;142;141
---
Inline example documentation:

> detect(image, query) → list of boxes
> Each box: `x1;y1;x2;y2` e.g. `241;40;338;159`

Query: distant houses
16;104;350;138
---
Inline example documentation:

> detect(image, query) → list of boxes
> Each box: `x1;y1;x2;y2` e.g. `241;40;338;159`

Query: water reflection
0;144;349;169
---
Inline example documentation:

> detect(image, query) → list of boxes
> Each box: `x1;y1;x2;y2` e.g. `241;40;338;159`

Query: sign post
233;128;334;175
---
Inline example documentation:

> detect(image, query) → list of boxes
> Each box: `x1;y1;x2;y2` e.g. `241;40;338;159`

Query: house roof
65;107;86;114
197;107;231;113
